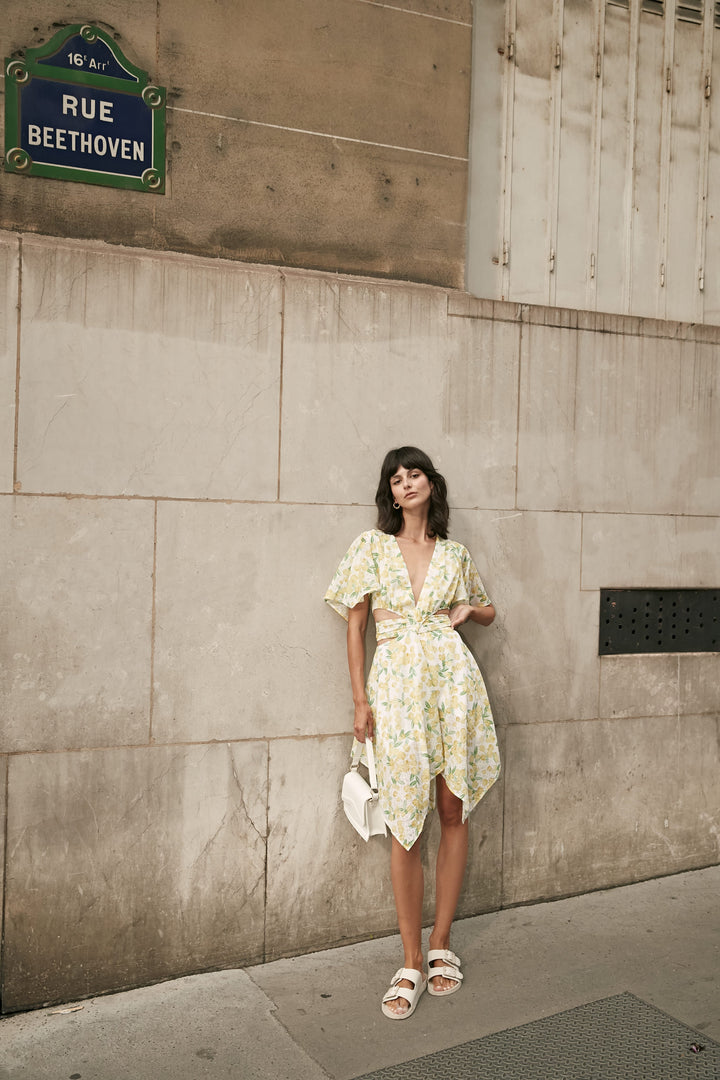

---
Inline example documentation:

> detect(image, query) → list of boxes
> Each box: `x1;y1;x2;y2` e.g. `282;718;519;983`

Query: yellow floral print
325;529;501;850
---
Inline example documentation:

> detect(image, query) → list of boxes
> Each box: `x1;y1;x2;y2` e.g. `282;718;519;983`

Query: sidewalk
2;865;719;1080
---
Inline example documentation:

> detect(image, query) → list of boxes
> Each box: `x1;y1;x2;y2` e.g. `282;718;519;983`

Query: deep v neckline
393;535;438;607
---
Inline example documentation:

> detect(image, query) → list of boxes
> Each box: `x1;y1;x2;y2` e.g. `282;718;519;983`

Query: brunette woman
325;447;500;1019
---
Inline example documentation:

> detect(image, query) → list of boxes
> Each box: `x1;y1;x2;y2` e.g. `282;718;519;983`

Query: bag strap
351;740;379;796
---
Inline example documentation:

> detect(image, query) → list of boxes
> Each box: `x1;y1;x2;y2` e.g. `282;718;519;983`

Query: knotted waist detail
374;610;454;644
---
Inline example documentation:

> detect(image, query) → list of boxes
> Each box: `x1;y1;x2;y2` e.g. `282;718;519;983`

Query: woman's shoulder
355;528;384;544
440;536;470;558
343;528;387;553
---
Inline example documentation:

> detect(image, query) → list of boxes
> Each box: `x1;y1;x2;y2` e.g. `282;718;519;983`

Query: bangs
386;446;434;478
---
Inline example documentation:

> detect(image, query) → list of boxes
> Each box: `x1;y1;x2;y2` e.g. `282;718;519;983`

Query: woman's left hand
449;604;473;628
450;603;496;629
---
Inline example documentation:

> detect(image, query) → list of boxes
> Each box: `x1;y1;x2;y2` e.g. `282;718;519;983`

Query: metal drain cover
353;993;720;1080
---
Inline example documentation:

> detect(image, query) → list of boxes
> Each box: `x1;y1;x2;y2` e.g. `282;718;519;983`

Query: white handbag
341;740;388;841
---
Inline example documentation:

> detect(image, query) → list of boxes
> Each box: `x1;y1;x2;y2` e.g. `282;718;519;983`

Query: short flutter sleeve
451;545;492;608
324;531;380;620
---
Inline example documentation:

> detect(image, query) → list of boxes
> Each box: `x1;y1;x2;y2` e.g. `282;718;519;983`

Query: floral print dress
325;529;500;850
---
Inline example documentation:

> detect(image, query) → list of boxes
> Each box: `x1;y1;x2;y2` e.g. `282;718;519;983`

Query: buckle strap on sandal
382;967;423;1003
427;949;462;973
427;949;463;996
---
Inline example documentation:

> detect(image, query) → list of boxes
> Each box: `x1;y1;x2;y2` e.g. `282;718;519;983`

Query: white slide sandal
381;967;427;1019
427;949;464;997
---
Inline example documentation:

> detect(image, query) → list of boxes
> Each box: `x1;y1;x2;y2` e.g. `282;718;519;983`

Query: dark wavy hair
375;446;449;538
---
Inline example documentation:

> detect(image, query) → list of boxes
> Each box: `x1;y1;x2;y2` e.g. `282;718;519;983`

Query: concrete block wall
2;1;472;287
1;231;719;1012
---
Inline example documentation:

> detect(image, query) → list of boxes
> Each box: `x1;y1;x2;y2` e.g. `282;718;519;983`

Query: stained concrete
599;654;681;719
517;326;720;516
152;502;372;743
582;513;720;589
1;2;471;287
3;743;268;1011
2;234;720;1009
453;509;600;727
17;240;283;500
158;0;472;157
264;736;504;963
0;496;154;753
157;109;469;286
501;715;720;904
597;654;720;721
280;274;521;508
1;867;718;1080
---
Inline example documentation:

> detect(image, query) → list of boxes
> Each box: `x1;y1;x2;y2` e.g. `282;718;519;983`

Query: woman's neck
397;508;432;543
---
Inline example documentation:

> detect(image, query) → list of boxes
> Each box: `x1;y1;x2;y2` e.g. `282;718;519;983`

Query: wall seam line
622;0;640;315
153;0;160;240
547;0;564;307
263;739;270;964
148;500;158;743
277;274;286;502
513;313;523;511
1;733;354;760
0;754;9;1013
586;0;605;312
354;0;472;27
12;237;22;493
169;107;469;163
499;736;508;909
3;491;717;521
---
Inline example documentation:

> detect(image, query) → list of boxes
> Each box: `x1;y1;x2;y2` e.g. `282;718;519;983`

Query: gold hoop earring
393;501;400;510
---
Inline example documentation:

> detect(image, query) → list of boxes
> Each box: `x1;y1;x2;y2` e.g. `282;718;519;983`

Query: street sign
4;24;165;193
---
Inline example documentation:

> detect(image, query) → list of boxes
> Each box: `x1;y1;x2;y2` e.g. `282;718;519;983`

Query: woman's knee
438;803;464;829
436;776;464;827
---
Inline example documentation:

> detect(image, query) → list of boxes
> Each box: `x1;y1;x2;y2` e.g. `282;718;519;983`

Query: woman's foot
381;967;427;1019
427;937;463;996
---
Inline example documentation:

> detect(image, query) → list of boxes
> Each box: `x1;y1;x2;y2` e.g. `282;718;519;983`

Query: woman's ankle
428;930;450;952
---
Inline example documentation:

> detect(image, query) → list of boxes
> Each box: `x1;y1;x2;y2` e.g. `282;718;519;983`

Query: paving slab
0;970;328;1080
251;866;720;1079
1;866;718;1080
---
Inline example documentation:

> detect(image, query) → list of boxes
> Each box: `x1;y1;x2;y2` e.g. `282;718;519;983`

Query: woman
325;447;500;1020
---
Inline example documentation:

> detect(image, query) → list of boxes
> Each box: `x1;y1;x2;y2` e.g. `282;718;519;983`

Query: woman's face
389;465;432;510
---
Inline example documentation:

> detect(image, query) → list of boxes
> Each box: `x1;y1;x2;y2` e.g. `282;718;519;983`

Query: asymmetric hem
325;529;501;850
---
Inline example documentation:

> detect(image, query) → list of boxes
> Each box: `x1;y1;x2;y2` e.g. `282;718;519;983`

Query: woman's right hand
353;700;374;742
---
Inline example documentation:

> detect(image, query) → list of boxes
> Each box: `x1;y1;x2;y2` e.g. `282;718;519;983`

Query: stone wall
1;231;719;1012
2;0;472;288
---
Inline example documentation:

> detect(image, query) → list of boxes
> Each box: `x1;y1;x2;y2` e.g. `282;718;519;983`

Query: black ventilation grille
600;589;720;654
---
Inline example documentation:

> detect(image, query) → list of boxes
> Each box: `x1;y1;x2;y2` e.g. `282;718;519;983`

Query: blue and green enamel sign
4;24;165;193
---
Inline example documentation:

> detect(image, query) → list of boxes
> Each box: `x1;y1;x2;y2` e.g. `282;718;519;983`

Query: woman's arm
449;602;496;629
347;597;374;742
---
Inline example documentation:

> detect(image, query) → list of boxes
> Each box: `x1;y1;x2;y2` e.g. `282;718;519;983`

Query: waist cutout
375;611;454;644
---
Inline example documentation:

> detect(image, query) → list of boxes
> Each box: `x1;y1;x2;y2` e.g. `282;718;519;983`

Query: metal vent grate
608;2;720;32
600;589;720;655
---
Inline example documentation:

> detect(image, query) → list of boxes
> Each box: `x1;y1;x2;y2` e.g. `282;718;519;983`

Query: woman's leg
429;773;468;991
385;834;425;1015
